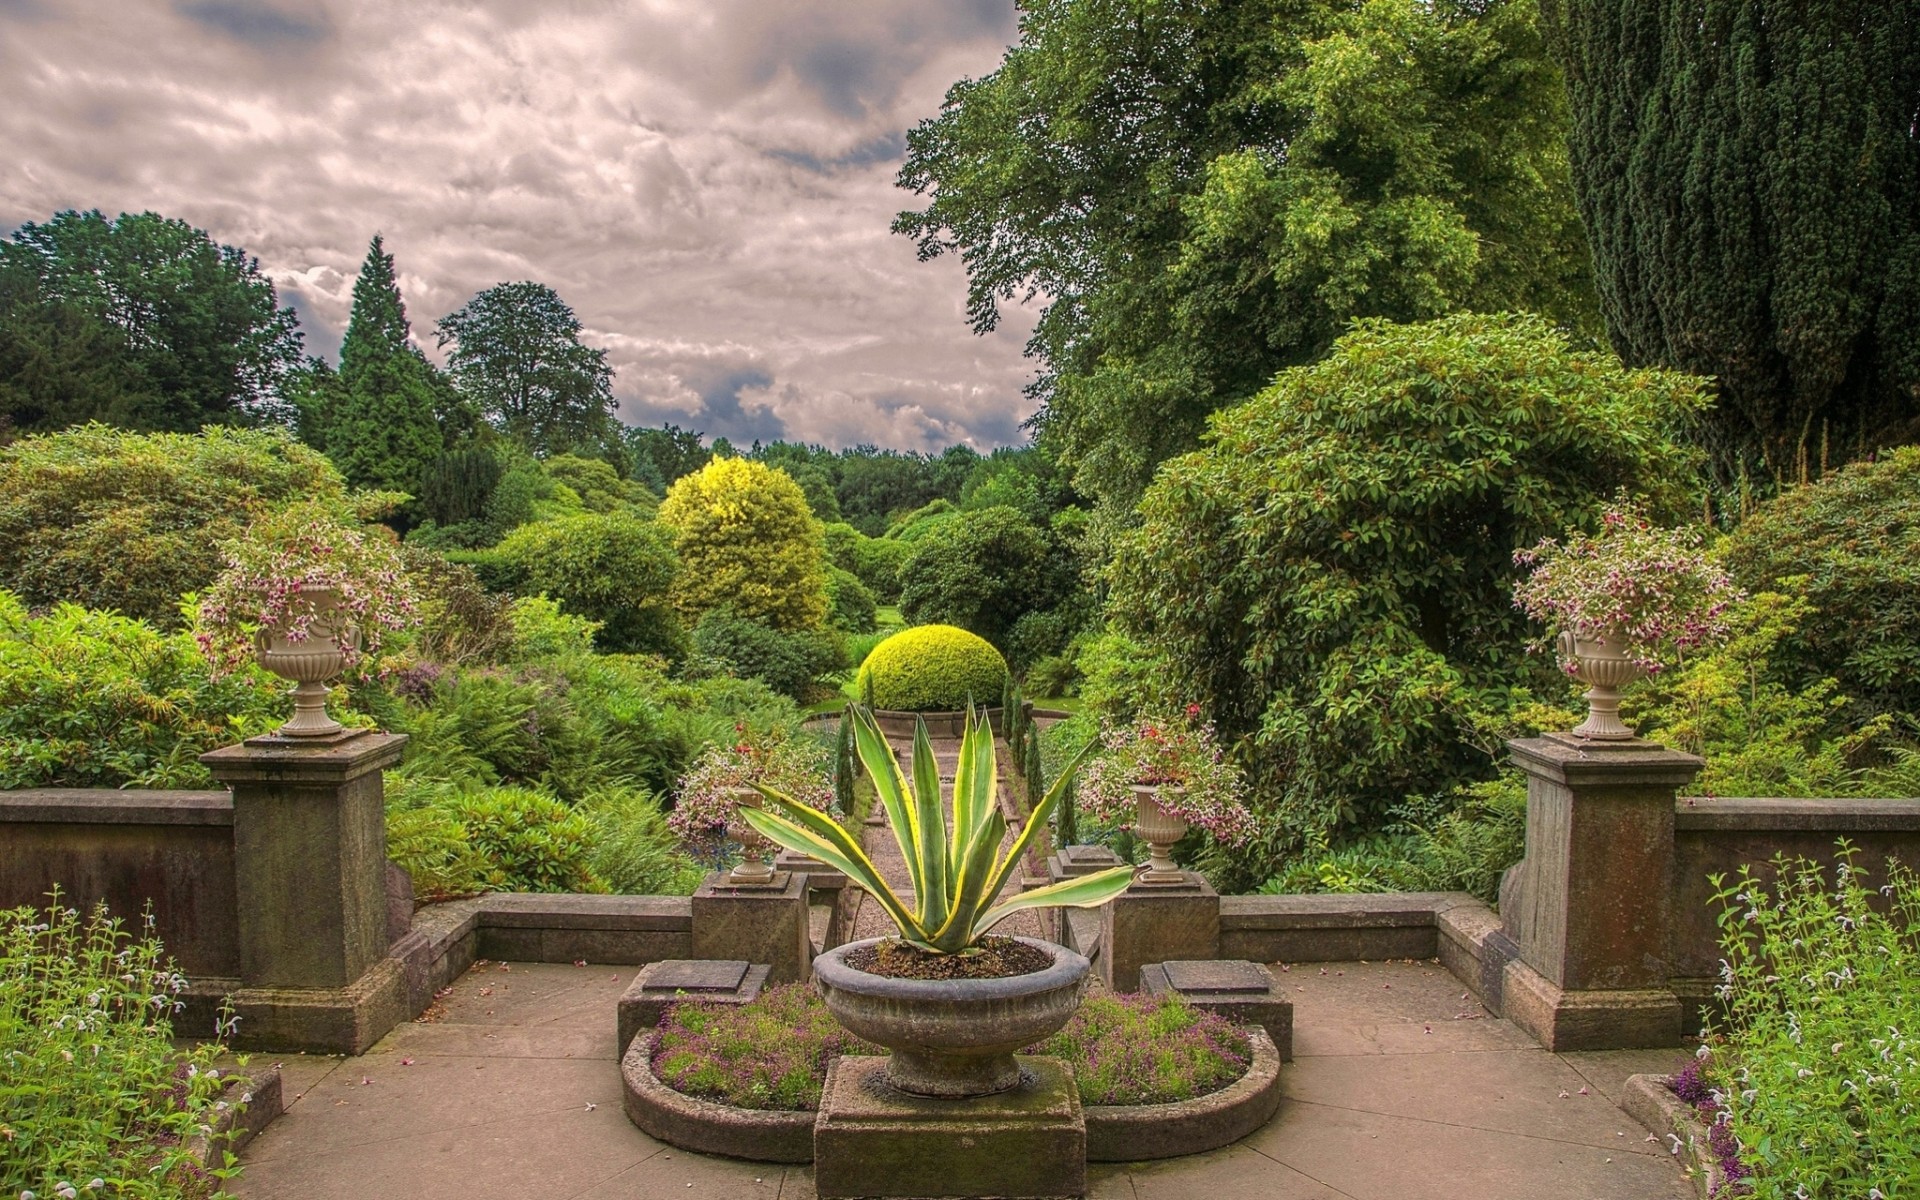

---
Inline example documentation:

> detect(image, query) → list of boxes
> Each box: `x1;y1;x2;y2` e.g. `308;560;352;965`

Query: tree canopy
1542;0;1920;478
896;0;1596;518
435;281;617;458
0;210;303;434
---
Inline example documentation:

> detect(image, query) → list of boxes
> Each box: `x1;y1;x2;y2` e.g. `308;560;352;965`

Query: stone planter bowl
813;936;1090;1098
253;587;356;737
869;705;1023;740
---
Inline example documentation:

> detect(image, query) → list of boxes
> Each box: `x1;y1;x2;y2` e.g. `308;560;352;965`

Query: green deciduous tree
897;0;1594;518
1542;0;1920;477
0;210;304;433
436;281;617;457
1109;314;1705;873
492;512;682;657
898;505;1068;651
658;457;830;631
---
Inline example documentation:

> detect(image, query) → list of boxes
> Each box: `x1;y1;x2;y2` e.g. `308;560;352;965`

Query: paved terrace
228;955;1695;1200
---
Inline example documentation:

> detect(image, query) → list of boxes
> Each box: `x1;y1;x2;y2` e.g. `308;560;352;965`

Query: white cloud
0;0;1037;451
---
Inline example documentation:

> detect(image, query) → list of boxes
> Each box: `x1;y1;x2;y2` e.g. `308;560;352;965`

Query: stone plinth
813;1055;1085;1200
1099;873;1219;993
1499;733;1700;1051
202;731;409;1054
617;959;770;1056
690;870;810;984
1140;959;1293;1061
1047;844;1126;881
775;849;847;892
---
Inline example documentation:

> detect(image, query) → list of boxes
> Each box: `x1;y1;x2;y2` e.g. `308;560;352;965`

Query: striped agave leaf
739;704;1133;954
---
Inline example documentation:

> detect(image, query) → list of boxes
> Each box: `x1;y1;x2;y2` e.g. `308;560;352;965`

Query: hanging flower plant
1077;706;1254;843
669;728;835;854
1512;499;1743;674
195;500;416;676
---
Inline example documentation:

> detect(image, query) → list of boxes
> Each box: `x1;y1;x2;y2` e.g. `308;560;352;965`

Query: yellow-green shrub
855;624;1009;712
658;458;828;631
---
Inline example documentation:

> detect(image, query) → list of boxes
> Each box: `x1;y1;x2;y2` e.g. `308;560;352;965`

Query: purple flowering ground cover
650;986;1252;1111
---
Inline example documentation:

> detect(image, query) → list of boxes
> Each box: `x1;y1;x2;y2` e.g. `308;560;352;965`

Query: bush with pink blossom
1077;707;1254;843
666;728;834;854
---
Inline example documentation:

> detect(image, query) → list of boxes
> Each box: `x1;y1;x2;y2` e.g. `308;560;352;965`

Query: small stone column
690;870;811;984
1499;733;1701;1051
1099;873;1219;993
202;732;410;1054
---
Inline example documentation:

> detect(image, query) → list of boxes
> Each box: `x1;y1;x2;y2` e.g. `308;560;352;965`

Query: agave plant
741;705;1134;954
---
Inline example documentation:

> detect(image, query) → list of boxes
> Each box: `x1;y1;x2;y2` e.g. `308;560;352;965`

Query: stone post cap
1507;733;1702;789
201;731;407;784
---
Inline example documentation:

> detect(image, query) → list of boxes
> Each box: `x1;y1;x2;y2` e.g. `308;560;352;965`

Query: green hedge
855;624;1009;712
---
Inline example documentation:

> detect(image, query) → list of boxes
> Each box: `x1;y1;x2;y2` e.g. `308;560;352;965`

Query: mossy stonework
854;624;1009;713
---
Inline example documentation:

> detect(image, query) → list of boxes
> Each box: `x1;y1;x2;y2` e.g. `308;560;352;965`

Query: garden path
846;730;1050;942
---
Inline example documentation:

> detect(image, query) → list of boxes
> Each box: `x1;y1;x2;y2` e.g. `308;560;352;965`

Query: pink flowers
1078;709;1255;843
1512;499;1743;673
667;732;833;851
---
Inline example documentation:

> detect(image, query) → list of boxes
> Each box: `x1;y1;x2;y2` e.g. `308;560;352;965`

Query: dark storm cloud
0;0;1036;452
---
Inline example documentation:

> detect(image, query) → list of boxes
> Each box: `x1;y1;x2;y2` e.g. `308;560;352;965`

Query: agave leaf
980;736;1097;906
738;794;922;940
850;707;923;905
974;864;1135;935
929;806;1008;952
909;717;947;926
949;707;995;880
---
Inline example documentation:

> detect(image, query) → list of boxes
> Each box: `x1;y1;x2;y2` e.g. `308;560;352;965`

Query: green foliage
1544;0;1920;475
855;625;1010;713
1024;654;1081;699
450;787;602;892
1032;993;1251;1106
1005;607;1078;673
1110;314;1705;865
823;521;912;601
435;282;618;457
624;423;711;490
897;0;1597;514
577;785;706;896
659;457;830;631
0;591;286;789
492;513;683;657
1720;448;1920;723
416;446;506;533
832;707;856;818
744;707;1129;953
898;505;1066;651
651;984;882;1112
397;546;516;667
0;208;303;434
0;424;349;625
544;453;653;514
690;609;845;702
1;898;243;1200
1702;849;1920;1193
824;565;878;633
883;497;958;542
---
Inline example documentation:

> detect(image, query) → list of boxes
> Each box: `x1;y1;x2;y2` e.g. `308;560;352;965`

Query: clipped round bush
659;457;829;631
855;624;1009;712
493;512;682;657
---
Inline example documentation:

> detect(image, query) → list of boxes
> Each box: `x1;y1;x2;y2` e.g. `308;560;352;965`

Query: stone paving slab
229;956;1693;1200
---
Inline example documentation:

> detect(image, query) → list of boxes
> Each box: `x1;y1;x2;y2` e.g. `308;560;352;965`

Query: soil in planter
847;936;1053;980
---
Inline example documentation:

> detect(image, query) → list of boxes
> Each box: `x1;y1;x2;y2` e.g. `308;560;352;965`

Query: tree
1109;314;1705;871
435;282;617;456
898;505;1067;651
0;210;303;432
897;0;1595;517
310;236;461;497
625;423;710;489
657;457;829;631
492;512;682;657
1541;1;1920;478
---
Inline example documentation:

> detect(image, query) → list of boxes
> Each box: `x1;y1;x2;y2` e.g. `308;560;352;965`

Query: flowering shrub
1691;846;1920;1196
1513;500;1742;673
1;898;241;1199
1077;707;1254;843
195;500;416;675
667;729;833;853
650;986;1250;1110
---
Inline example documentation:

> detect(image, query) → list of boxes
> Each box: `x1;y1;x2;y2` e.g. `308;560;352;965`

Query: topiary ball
856;625;1010;713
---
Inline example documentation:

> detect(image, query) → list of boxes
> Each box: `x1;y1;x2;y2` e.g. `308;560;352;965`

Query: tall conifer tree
1543;1;1920;478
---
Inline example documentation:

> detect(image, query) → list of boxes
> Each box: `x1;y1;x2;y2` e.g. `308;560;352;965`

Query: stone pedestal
1499;733;1701;1051
813;1055;1085;1200
690;870;810;984
617;959;771;1056
1140;959;1293;1061
1099;874;1219;993
202;731;409;1054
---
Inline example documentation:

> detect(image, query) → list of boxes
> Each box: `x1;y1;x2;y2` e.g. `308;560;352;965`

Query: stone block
1140;960;1293;1060
1048;844;1126;880
227;953;413;1055
617;959;771;1056
1099;874;1218;993
1501;957;1681;1052
813;1055;1085;1200
691;870;811;984
776;849;848;891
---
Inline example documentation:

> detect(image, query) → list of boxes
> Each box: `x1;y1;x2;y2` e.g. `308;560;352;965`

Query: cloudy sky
0;0;1040;451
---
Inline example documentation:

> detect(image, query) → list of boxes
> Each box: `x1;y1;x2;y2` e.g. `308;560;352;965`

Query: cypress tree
1542;1;1920;478
834;705;856;818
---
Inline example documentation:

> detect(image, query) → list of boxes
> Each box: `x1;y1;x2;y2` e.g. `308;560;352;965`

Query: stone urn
1133;784;1190;884
1558;628;1645;740
253;587;357;738
813;936;1091;1098
724;786;776;885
